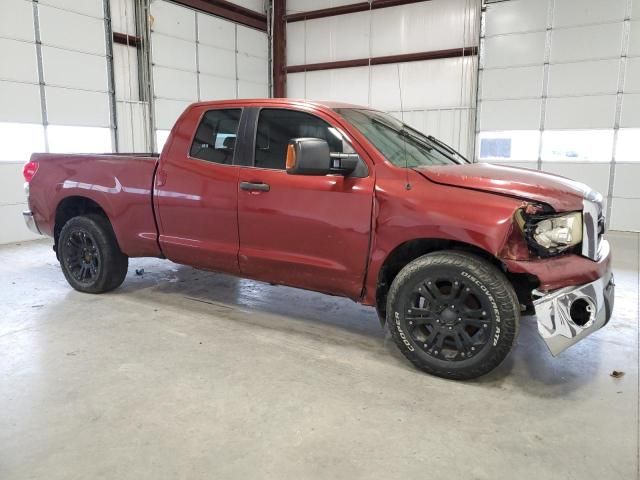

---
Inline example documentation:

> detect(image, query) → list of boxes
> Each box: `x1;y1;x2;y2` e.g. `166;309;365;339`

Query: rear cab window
190;109;242;164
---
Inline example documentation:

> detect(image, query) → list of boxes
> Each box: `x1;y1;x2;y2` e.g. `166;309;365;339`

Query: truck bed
28;153;162;258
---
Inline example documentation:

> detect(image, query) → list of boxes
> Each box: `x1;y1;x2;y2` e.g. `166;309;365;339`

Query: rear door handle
240;181;270;192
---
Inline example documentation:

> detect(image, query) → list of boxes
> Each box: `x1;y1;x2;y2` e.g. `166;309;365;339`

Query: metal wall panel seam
195;12;201;101
104;0;118;152
536;0;554;171
32;0;49;152
37;1;105;20
606;0;634;228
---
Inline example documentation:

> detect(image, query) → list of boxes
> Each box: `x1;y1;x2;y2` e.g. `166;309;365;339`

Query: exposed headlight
518;209;583;256
533;212;582;249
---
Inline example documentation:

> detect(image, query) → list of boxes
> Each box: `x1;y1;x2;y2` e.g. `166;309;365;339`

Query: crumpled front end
533;254;615;356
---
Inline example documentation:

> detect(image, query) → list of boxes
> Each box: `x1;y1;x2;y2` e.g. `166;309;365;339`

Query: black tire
58;214;128;293
386;250;519;380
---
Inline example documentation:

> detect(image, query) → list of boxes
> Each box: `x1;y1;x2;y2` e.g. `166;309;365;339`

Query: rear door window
190;109;242;164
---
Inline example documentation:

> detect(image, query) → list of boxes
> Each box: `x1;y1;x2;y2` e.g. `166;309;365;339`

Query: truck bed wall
29;153;162;258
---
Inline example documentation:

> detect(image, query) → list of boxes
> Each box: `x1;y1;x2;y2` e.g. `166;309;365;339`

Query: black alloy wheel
386;250;520;380
64;229;101;284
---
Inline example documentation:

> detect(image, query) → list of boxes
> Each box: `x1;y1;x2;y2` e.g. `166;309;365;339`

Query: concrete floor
0;233;638;480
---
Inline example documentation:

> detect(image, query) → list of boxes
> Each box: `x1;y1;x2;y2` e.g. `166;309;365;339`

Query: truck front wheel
58;214;128;293
386;251;519;380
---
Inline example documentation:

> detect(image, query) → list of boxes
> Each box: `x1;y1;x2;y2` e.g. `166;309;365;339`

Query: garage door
150;0;268;151
477;0;640;231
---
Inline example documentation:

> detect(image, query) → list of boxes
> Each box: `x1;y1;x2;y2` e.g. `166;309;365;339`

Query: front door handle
240;181;270;192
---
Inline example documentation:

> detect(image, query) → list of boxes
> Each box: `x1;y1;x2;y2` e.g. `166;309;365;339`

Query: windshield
335;108;469;167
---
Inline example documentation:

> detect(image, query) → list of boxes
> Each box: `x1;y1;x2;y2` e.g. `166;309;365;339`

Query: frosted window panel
48;125;112;153
615;129;640;162
0;123;45;162
478;130;540;162
156;130;171;153
541;130;614;162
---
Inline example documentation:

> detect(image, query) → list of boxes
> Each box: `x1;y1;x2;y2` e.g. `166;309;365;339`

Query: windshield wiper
426;135;469;164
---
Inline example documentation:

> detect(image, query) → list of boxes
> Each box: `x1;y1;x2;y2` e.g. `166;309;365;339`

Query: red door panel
237;167;374;299
154;106;241;273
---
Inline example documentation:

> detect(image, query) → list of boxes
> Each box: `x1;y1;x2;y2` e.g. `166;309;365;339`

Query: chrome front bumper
23;210;41;235
533;269;615;356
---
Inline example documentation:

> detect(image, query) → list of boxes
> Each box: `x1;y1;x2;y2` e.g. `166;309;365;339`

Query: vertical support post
104;0;119;153
272;0;286;97
32;0;49;153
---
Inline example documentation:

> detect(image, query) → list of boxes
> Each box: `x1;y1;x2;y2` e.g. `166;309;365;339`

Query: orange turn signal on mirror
286;143;296;170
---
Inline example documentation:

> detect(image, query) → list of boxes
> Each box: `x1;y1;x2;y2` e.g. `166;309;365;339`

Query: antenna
396;64;410;190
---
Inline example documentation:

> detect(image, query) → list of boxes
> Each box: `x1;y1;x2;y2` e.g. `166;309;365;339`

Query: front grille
582;199;604;261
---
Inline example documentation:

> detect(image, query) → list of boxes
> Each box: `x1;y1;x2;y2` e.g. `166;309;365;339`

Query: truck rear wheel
386;251;519;380
58;214;128;293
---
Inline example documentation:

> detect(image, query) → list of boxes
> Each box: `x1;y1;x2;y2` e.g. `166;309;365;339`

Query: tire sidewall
58;215;125;293
387;251;519;379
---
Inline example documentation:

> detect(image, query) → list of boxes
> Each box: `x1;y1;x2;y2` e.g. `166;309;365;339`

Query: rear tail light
23;161;39;182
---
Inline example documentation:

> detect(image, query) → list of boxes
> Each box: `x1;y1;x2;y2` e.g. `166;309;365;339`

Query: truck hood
415;163;601;211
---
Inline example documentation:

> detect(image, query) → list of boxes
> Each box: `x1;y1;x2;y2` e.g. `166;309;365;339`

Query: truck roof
188;98;367;110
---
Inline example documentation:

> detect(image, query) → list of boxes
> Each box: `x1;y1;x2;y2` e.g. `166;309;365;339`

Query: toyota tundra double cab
23;99;615;380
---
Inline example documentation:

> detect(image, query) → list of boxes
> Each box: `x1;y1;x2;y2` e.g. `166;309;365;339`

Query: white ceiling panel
111;0;137;35
620;93;640;127
150;0;195;41
286;22;306;66
46;86;110;127
0;81;42;123
38;4;106;55
237;80;268;99
152;33;197;72
485;0;547;36
609;198;640;231
294;12;370;65
553;0;626;28
613;163;640;198
230;0;265;13
541;162;610;197
199;74;236;100
479;99;542;130
482;32;546;68
198;44;236;79
625;57;640;93
42;46;108;92
286;73;305;98
286;0;361;15
547;59;620;97
0;38;38;83
371;0;476;57
153;66;198;101
629;21;640;57
550;23;624;63
154;98;191;130
370;57;475;111
197;13;235;49
303;67;370;106
113;44;140;101
545;95;616;129
237;53;267;83
237;25;267;58
116;101;148;153
480;65;544;100
0;0;35;42
39;0;104;18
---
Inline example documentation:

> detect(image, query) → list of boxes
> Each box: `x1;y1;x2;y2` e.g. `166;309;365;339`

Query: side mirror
286;138;359;176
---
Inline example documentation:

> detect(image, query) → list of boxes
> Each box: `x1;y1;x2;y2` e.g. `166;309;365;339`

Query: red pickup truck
23;99;614;379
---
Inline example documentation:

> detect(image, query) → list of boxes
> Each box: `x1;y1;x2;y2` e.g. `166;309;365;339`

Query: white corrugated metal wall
150;0;269;151
285;0;481;158
477;0;640;231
